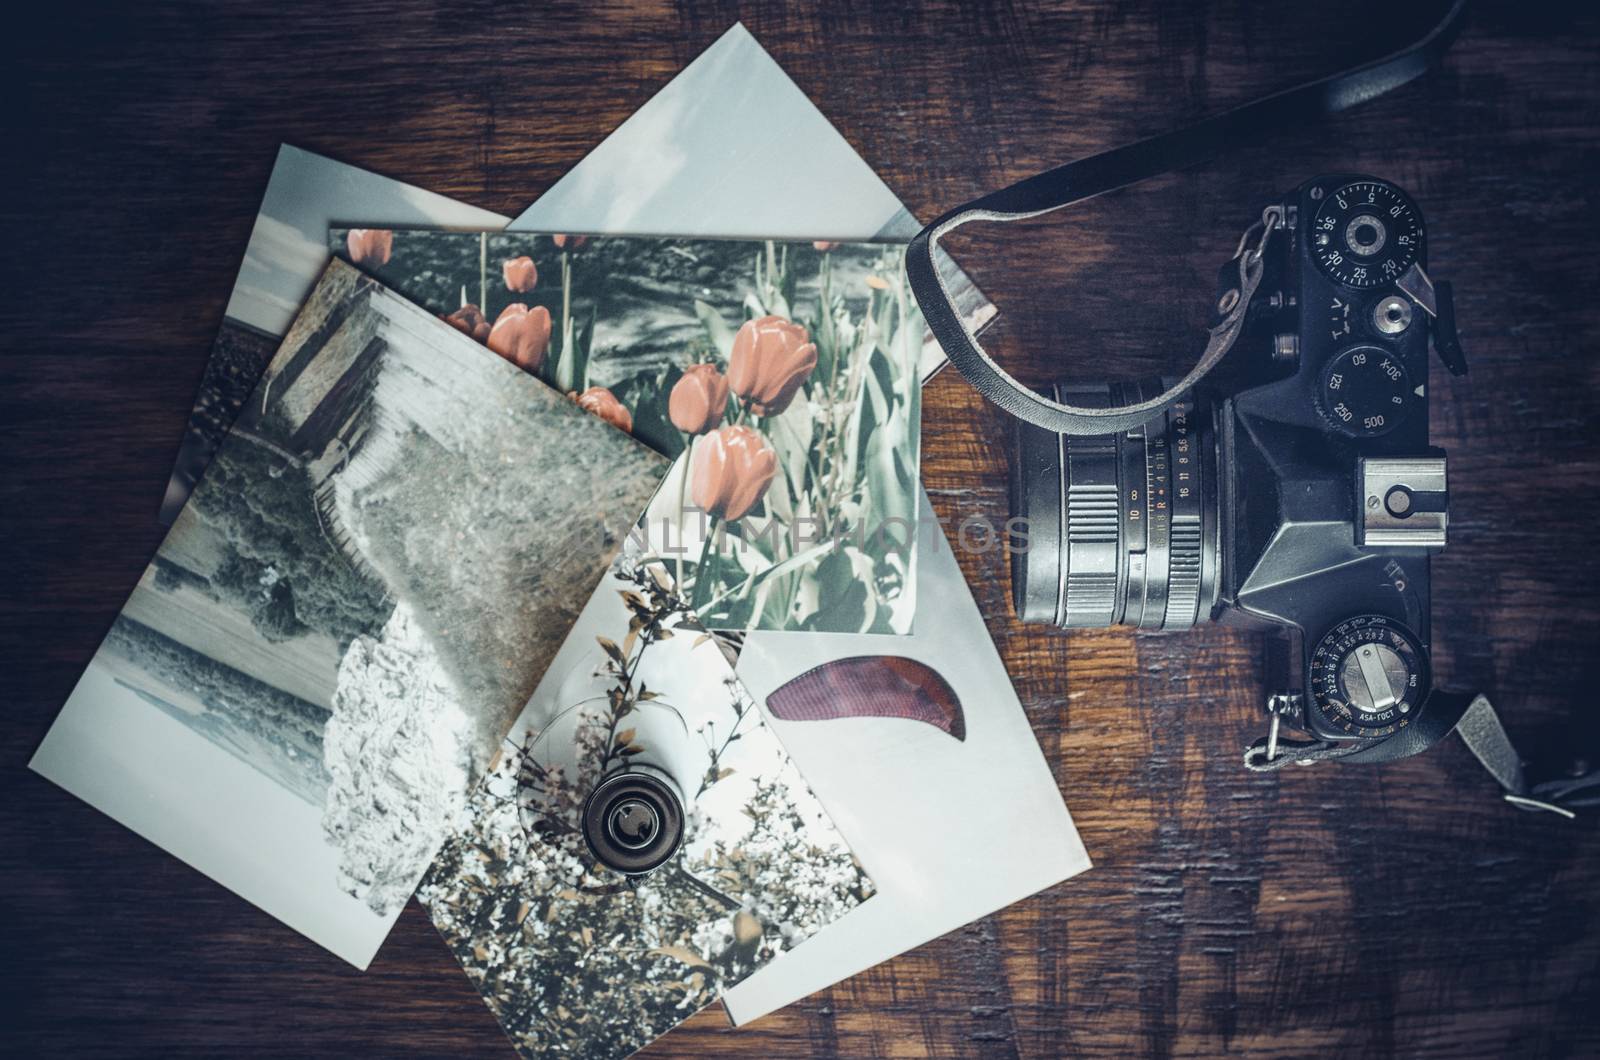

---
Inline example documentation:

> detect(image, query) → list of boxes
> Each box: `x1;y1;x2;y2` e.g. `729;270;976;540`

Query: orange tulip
669;363;730;434
572;386;633;433
691;425;778;521
553;234;588;249
346;229;393;266
443;303;490;342
502;256;538;293
727;315;817;416
487;303;552;371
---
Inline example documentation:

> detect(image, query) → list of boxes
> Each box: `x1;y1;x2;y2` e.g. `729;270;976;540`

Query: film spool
581;767;685;876
519;698;692;877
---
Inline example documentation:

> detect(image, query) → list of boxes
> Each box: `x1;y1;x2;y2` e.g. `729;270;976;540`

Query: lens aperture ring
1117;415;1151;628
1166;521;1203;628
1163;397;1205;630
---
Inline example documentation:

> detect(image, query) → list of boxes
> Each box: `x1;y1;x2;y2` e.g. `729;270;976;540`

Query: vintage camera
1010;175;1468;763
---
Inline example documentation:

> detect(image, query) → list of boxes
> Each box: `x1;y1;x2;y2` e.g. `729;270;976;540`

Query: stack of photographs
421;545;874;1058
329;229;925;635
29;20;1090;1060
32;260;671;967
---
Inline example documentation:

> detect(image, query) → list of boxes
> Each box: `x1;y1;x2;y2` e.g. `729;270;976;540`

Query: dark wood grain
3;2;1598;1057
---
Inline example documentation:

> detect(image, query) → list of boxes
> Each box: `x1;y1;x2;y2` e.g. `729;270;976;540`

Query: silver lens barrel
1009;379;1220;631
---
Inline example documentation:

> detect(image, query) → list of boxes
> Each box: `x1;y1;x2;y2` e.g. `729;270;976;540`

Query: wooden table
4;2;1597;1056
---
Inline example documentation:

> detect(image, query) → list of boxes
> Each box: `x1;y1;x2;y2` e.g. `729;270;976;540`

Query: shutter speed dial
1309;615;1429;739
1317;343;1416;437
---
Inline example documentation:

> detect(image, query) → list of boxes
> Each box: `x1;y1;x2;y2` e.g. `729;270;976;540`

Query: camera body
1011;174;1466;758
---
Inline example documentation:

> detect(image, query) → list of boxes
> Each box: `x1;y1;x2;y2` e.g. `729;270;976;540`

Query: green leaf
702;536;840;628
573;304;596;392
694;300;737;360
780;254;799;312
863;412;910;517
761;566;804;627
618;365;683;458
801;547;876;632
765;395;816;500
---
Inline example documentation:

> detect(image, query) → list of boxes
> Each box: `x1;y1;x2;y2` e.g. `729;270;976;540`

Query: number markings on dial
1309;615;1428;738
1318;344;1414;437
1311;180;1423;289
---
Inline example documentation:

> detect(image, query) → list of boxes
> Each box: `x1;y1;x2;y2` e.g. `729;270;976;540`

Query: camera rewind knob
1308;615;1429;740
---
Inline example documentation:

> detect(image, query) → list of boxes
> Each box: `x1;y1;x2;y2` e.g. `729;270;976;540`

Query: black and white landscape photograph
30;260;667;967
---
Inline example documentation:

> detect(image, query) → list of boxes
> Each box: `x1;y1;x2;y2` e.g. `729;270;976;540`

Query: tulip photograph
331;231;926;634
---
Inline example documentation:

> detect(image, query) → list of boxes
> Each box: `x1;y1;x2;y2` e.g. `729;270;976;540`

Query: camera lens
1009;379;1220;630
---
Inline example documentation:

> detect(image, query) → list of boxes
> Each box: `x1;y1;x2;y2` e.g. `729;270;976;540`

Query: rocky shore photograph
30;260;666;967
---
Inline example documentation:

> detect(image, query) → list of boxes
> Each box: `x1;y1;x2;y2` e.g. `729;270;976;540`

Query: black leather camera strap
1242;693;1600;818
906;0;1468;437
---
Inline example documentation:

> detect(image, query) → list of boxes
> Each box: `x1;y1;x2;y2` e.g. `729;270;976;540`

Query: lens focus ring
1060;432;1120;627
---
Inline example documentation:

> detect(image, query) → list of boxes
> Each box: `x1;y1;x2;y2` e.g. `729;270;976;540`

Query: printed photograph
332;230;925;634
510;24;918;244
32;259;666;967
506;21;994;380
418;544;874;1060
167;34;995;524
720;488;1092;1023
159;144;510;524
